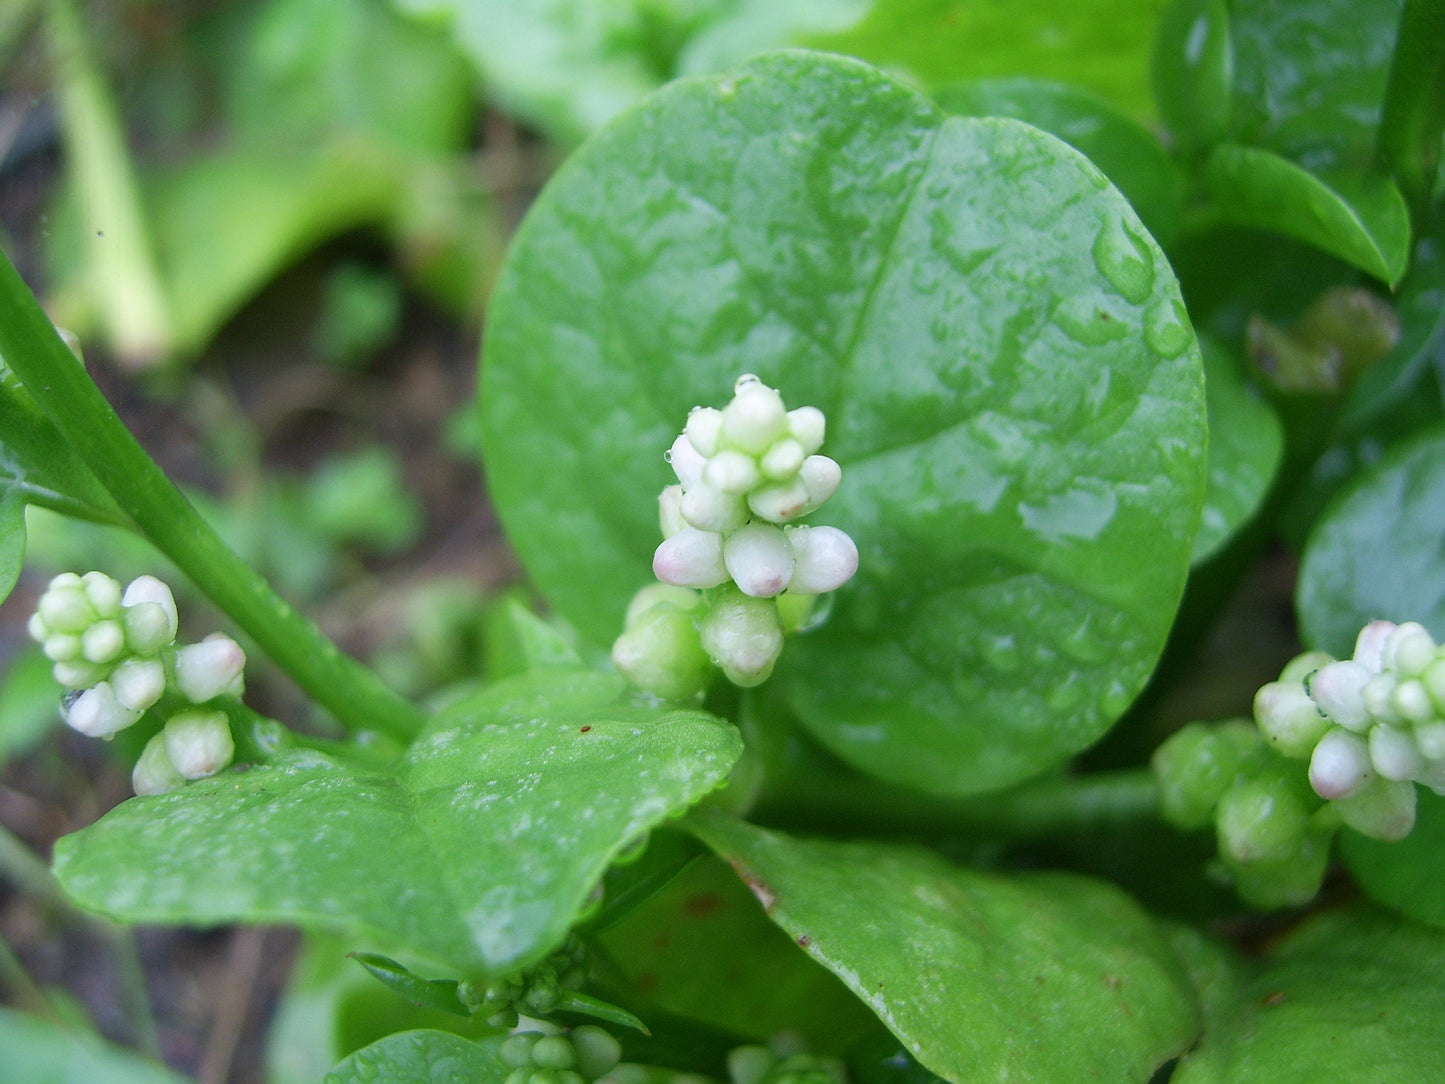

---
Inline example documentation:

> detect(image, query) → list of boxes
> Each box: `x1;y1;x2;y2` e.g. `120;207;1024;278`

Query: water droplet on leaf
1092;217;1155;304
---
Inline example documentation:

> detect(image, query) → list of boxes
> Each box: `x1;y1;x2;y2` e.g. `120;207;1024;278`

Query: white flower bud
26;611;49;643
667;434;707;489
704;449;761;495
1309;728;1373;800
110;656;166;712
81;619;125;664
1415;757;1445;795
658;485;687;539
123;602;176;655
1426;658;1445;713
1254;680;1330;758
748;478;811;523
653;528;729;589
1369;724;1424;781
684;407;723;457
163;710;234;780
1335;776;1417;841
1383;622;1436;677
174;635;246;702
700;588;784;687
611;602;712;701
81;571;122;617
787;406;826;455
680;482;749;532
785;525;859;596
1361;672;1401;725
1279;649;1335;685
1415;721;1445;761
1353;620;1397;673
624;584;701;627
759;438;805;481
38;575;95;634
1307;660;1372;732
132;733;185;796
122;576;179;646
1393;679;1436;724
720;376;788;454
52;659;108;690
43;633;83;662
723;523;795;598
798;455;842;510
64;682;143;739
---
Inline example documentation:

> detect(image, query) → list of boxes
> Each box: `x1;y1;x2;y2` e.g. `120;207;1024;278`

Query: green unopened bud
1352;620;1396;671
531;1036;575;1071
1391;679;1435;725
1415;721;1445;761
498;1033;541;1070
681;482;750;533
700;587;784;688
1151;720;1259;829
81;571;122;616
42;633;83;663
748;477;811;523
1361;672;1401;725
163;710;235;780
52;659;109;690
571;1026;621;1080
1215;772;1314;865
133;732;186;796
624;584;701;628
1279;650;1335;685
121;576;179;643
729;1045;777;1084
1254;680;1329;757
705;449;762;495
1225;824;1334;910
38;573;97;634
759;437;805;481
1335;775;1416;841
786;406;825;455
685;406;723;457
1424;657;1445;713
110;656;166;712
80;619;125;665
659;485;687;539
612;600;712;700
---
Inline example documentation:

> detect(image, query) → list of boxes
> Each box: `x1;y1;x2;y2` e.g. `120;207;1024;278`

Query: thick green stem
0;249;426;741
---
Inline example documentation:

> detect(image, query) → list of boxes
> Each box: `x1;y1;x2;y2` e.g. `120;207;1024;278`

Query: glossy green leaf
598;852;879;1052
1193;337;1283;562
932;77;1184;246
1296;426;1445;656
689;815;1199;1083
1201;144;1411;284
0;1008;193;1084
349;953;470;1017
1151;0;1233;151
481;51;1207;796
1375;0;1445;210
1341;789;1445;928
324;1030;504;1084
54;669;741;974
1171;905;1445;1083
1228;0;1402;173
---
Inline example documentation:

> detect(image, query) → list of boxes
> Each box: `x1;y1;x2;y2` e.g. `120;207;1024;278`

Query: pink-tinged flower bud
1309;728;1372;800
759;438;805;481
1383;622;1437;677
64;682;143;739
1253;680;1329;758
787;406;826;455
1307;660;1371;732
1353;620;1397;673
721;375;788;454
680;482;749;532
748;478;810;523
704;449;761;495
111;657;166;713
700;588;784;687
658;485;687;539
80;619;125;664
724;523;794;598
666;434;706;489
163;710;234;780
1369;724;1424;781
174;635;246;702
653;528;729;589
685;406;724;457
132;733;185;796
122;575;179;647
785;525;859;596
1335;776;1417;841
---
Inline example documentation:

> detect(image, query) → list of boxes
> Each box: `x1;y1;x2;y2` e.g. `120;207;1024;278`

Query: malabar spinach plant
2;0;1445;1081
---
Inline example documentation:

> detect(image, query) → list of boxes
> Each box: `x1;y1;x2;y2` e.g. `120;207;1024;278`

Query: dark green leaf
1374;0;1445;210
0;1008;193;1084
1151;0;1233;151
689;815;1200;1083
1296;426;1445;656
324;1030;504;1084
54;669;741;974
933;77;1184;246
1200;144;1411;284
349;953;470;1017
1171;906;1445;1082
553;991;650;1034
1341;789;1445;928
480;51;1207;796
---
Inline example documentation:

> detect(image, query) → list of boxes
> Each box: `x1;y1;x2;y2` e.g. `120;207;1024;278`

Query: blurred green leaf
1342;789;1445;929
690;815;1200;1083
1297;426;1445;656
0;1008;192;1084
1374;0;1445;212
0;646;61;767
0;486;23;604
1151;0;1233;152
1200;144;1411;284
324;1031;504;1084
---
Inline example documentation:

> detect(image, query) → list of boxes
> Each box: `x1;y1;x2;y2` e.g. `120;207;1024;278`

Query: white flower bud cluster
1255;620;1445;841
613;375;858;697
27;571;243;793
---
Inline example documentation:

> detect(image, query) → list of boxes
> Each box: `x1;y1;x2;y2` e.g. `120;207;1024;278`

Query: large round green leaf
54;669;740;974
689;814;1199;1083
1296;426;1445;656
324;1031;504;1084
480;50;1207;796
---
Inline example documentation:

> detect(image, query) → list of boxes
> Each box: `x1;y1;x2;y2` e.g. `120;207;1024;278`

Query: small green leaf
483;594;584;680
1296;426;1445;656
349;953;470;1017
1201;144;1411;284
324;1030;504;1084
1171;905;1445;1083
0;1008;193;1084
689;815;1200;1083
0;486;23;604
54;669;741;973
1193;337;1283;562
553;991;650;1034
1341;789;1445;928
1151;0;1233;151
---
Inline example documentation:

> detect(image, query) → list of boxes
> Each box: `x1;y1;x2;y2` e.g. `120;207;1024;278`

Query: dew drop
1091;216;1155;305
1053;295;1129;346
1144;297;1193;358
979;633;1021;673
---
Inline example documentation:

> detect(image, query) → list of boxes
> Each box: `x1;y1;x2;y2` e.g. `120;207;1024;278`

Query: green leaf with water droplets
53;669;740;974
1200;144;1411;285
688;814;1200;1083
1296;426;1445;656
480;50;1207;796
1171;905;1445;1083
324;1030;504;1084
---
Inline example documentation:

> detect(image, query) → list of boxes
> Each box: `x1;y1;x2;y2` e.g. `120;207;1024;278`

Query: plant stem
0;249;426;742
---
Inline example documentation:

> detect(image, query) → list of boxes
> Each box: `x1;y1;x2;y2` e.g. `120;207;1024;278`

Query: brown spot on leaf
683;891;722;917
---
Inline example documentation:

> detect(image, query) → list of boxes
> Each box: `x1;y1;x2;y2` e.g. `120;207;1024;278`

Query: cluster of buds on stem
496;1026;622;1084
460;936;588;1029
612;375;858;697
27;571;243;795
